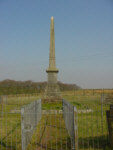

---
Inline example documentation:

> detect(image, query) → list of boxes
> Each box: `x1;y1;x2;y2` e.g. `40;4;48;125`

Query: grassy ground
63;94;112;150
0;113;21;150
0;90;113;150
0;95;40;150
27;114;71;150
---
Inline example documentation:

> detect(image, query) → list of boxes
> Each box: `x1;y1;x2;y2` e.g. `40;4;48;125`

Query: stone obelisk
44;16;60;101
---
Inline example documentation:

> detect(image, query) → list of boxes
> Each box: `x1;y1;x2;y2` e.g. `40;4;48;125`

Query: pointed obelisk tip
51;16;54;20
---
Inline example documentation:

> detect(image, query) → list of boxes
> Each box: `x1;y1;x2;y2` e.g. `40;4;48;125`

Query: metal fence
75;94;110;150
0;95;73;150
62;99;78;150
21;99;42;150
0;95;40;150
0;93;113;150
37;109;72;150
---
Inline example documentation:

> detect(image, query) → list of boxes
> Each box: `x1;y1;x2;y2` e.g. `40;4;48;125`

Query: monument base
45;83;61;97
42;96;62;103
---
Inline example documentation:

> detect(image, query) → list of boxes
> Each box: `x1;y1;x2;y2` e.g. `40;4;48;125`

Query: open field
63;91;112;150
0;89;113;150
62;89;113;97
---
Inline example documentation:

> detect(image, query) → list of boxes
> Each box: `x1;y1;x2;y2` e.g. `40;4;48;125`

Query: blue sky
0;0;113;88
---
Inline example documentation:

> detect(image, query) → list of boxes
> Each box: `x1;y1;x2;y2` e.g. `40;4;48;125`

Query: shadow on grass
2;122;21;141
0;141;16;150
78;135;111;150
0;122;21;150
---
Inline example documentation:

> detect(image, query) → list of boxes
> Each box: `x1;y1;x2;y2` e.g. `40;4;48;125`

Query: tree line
0;79;80;95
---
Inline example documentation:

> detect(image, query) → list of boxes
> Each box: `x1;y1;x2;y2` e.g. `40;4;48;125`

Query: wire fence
62;89;113;97
36;110;72;150
0;95;40;150
62;99;78;150
0;92;113;150
21;99;42;150
0;96;73;150
75;94;111;150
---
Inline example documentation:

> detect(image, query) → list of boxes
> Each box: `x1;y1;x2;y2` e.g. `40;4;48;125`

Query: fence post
0;96;3;117
74;107;78;150
72;105;75;150
101;93;104;138
21;107;25;150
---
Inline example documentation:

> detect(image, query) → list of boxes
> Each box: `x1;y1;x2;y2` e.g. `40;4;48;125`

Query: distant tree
0;79;80;95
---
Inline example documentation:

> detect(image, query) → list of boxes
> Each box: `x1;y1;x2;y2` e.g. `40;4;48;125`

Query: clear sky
0;0;113;89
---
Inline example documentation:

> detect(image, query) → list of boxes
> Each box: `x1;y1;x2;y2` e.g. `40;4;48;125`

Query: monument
44;16;61;102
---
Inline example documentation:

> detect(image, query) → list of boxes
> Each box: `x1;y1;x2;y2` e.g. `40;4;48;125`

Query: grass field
63;91;112;150
0;89;113;150
26;113;72;150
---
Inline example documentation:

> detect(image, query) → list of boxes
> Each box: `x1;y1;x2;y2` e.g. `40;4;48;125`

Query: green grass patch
42;102;62;110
